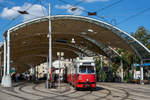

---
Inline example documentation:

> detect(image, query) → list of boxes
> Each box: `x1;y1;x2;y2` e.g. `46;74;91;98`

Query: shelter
1;15;150;87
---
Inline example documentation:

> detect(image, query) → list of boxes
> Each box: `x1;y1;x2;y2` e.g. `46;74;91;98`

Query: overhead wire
1;0;148;35
57;0;124;18
0;3;16;41
57;0;149;26
72;0;86;7
57;0;89;13
95;0;124;12
117;7;150;25
57;0;122;24
57;0;124;15
0;0;39;41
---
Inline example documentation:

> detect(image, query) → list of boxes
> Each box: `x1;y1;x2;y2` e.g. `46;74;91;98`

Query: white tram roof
74;57;95;63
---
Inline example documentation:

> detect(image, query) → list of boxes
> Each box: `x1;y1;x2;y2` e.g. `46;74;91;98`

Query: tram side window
79;66;86;73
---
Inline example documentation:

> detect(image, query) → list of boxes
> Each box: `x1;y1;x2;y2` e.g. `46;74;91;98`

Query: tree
131;26;150;49
117;26;150;82
95;58;108;81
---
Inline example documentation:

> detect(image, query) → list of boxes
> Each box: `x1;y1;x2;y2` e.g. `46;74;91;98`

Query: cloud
79;0;109;3
22;3;47;21
0;7;20;19
55;4;84;15
0;3;47;21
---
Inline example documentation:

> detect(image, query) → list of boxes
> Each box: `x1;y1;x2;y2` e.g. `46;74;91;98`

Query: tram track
0;81;26;95
97;83;150;100
32;83;91;100
18;83;64;100
92;88;112;100
18;84;47;98
0;82;30;100
47;83;71;93
97;83;131;100
1;81;149;100
32;83;73;95
14;82;82;100
0;82;118;100
0;89;29;100
118;85;150;94
32;82;113;100
120;87;150;99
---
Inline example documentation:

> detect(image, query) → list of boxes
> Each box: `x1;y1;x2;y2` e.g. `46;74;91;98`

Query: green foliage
95;26;149;82
95;59;100;81
95;59;100;74
131;26;150;49
95;58;108;81
117;26;150;81
117;48;140;80
101;71;107;81
124;71;133;82
95;58;107;72
136;67;140;71
112;62;120;72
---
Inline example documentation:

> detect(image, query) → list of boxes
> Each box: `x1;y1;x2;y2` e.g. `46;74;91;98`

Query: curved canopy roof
1;15;150;73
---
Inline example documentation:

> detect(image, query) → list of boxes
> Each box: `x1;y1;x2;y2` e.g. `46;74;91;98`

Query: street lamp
57;52;64;92
46;3;52;89
71;38;75;44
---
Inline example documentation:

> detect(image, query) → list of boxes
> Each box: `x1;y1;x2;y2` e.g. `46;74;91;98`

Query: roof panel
1;15;150;73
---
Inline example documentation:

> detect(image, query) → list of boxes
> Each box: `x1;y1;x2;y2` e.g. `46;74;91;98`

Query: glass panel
79;66;95;73
79;66;86;73
87;66;95;73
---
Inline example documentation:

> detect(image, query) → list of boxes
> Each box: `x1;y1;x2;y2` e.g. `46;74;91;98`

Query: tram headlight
91;63;95;66
86;79;89;82
80;63;83;65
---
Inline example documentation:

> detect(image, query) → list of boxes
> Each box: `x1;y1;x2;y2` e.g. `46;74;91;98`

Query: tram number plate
85;85;89;87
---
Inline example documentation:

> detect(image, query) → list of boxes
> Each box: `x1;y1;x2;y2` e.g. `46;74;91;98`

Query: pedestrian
15;72;18;82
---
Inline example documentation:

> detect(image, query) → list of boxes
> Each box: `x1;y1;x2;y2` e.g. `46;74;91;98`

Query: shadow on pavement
77;86;105;91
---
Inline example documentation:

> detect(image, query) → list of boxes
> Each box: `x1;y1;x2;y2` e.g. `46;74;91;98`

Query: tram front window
79;66;86;73
79;66;95;73
87;66;94;73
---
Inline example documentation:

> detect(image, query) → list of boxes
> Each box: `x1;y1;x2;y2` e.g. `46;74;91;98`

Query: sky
0;0;150;42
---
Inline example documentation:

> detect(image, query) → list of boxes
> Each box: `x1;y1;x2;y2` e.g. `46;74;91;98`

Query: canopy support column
120;59;124;82
5;30;12;87
140;60;144;84
100;55;103;81
1;36;7;86
46;57;49;88
46;3;52;88
49;4;52;88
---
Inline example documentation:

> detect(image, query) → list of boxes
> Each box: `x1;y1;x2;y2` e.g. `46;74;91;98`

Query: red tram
66;57;96;90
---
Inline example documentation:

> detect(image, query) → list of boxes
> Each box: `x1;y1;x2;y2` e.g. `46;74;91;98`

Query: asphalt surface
0;81;150;100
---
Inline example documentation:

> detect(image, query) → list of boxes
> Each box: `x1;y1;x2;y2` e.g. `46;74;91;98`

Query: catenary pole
140;60;144;84
49;3;52;88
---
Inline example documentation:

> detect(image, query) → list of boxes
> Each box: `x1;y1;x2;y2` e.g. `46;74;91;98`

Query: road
0;82;150;100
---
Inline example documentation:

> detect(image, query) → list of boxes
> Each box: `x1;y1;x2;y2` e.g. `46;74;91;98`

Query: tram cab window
79;66;95;73
79;66;86;73
87;66;94;73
